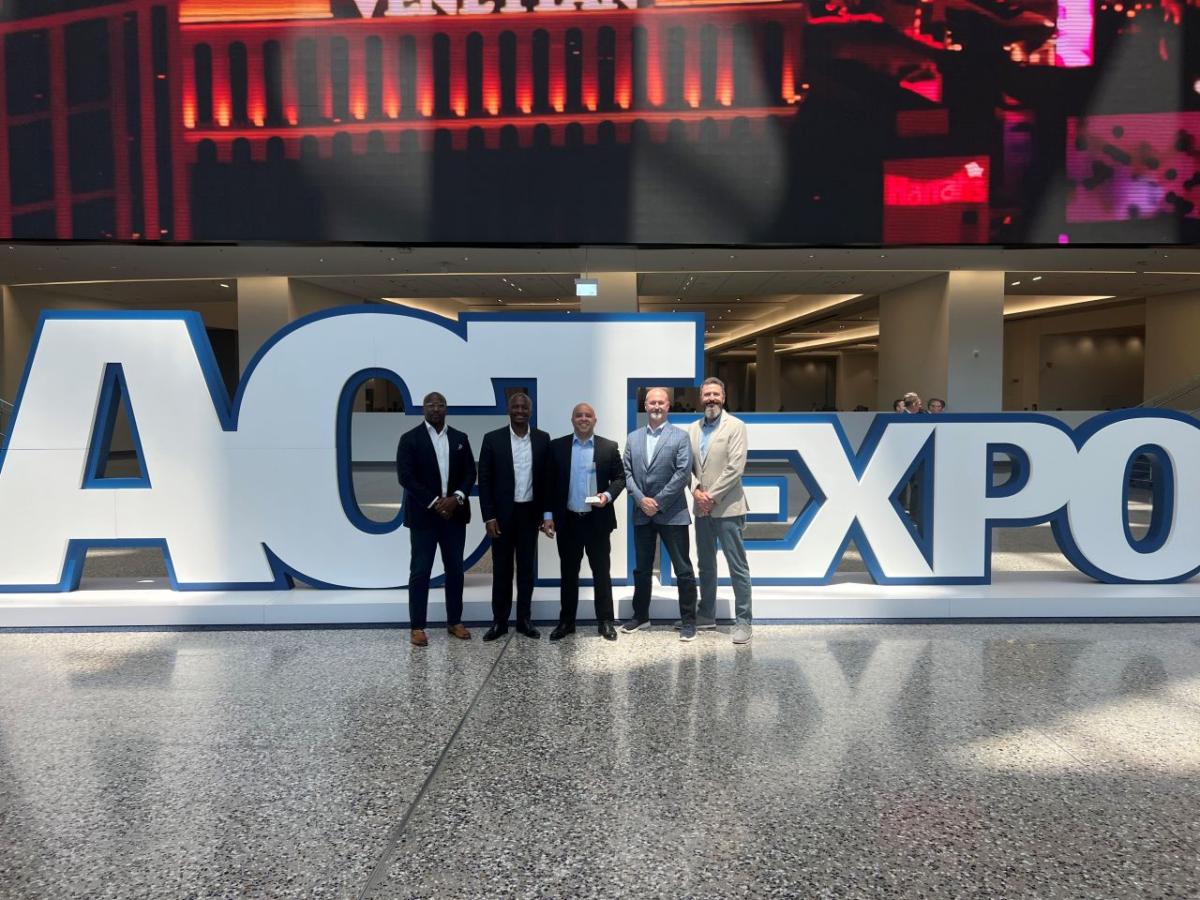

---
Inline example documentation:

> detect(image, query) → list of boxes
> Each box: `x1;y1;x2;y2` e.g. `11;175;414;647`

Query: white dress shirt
426;421;450;498
510;426;533;502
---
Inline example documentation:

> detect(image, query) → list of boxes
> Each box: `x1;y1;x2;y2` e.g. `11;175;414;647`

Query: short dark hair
700;376;726;394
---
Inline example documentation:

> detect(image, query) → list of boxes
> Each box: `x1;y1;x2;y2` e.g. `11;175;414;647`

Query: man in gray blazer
687;377;753;644
622;387;699;640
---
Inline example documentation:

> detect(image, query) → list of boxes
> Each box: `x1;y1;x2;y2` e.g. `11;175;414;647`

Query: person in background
893;398;906;413
928;398;946;413
903;392;924;414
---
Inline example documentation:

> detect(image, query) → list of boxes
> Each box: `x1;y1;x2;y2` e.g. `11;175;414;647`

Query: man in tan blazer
686;376;753;643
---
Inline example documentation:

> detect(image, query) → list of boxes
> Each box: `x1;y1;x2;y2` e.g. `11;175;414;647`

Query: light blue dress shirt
568;436;595;513
700;413;721;459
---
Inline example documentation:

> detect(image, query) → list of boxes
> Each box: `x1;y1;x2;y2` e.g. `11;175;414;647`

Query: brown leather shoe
410;629;428;647
447;623;471;640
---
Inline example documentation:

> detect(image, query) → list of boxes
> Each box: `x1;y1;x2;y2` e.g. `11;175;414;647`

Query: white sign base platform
3;573;1200;627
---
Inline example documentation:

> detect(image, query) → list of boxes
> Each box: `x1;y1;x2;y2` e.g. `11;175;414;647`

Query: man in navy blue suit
397;391;476;647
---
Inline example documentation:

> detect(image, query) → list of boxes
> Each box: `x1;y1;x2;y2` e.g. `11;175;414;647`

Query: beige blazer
687;412;748;518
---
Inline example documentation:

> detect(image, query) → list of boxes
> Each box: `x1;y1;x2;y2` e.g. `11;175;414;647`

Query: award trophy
584;463;602;505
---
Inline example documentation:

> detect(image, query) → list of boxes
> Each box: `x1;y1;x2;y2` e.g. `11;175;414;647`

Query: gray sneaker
679;625;698;642
621;618;652;634
672;619;717;630
731;623;753;644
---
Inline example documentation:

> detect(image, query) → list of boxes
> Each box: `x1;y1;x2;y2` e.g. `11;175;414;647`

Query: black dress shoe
482;623;509;642
515;621;541;639
549;623;575;641
598;621;618;641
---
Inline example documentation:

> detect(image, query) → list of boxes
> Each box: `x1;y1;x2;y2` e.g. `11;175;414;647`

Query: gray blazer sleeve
653;433;692;508
623;437;645;503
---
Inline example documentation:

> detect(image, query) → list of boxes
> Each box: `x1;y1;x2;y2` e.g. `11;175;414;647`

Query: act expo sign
0;308;1194;592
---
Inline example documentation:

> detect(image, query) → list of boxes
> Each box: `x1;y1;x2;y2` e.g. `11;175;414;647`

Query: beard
704;404;722;420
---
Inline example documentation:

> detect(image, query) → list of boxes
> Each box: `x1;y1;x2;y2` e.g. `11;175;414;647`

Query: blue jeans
631;522;697;623
695;515;752;625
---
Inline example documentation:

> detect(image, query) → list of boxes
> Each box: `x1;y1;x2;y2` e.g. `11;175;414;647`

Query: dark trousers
631;521;697;623
556;511;615;625
408;519;466;629
491;502;538;625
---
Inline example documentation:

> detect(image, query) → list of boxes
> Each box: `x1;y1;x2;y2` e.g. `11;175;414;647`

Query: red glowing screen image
0;0;1194;244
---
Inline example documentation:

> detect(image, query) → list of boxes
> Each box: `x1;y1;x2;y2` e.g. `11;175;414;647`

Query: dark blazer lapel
498;426;514;477
532;430;548;472
450;426;472;486
593;438;608;490
418;423;439;485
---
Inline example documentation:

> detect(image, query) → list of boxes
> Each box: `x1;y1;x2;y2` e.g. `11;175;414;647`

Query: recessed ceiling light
1010;280;1021;286
219;283;229;288
1032;275;1042;281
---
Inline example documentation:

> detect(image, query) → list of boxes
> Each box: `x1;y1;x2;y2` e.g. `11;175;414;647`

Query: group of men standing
395;378;754;648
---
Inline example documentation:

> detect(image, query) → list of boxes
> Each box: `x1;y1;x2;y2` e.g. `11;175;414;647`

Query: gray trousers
695;514;752;625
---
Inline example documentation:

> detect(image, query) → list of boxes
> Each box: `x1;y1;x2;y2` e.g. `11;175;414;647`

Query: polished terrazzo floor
3;623;1200;899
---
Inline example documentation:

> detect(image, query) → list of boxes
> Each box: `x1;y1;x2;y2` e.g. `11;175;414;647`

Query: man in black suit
542;402;625;642
478;392;550;642
397;391;476;647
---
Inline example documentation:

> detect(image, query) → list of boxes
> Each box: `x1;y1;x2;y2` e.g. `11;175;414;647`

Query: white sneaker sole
672;622;717;630
679;633;698;642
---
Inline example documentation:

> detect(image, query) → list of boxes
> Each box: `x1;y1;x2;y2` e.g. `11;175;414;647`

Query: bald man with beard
541;403;626;641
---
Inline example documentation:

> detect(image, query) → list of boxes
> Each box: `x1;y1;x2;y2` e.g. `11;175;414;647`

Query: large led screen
0;0;1195;244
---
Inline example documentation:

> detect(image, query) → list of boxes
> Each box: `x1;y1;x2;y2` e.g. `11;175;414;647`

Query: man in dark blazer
478;392;550;642
397;391;476;647
542;402;625;642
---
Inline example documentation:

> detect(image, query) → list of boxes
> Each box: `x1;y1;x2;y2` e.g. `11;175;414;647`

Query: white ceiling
8;243;1198;355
